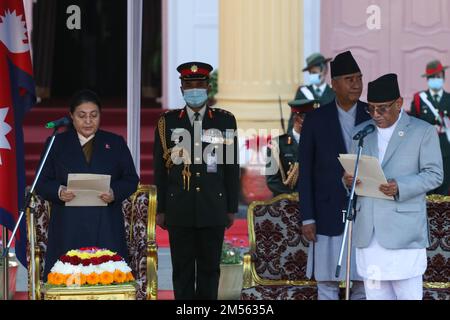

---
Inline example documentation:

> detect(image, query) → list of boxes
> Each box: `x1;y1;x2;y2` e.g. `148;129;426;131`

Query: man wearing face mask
295;53;335;105
287;53;335;132
410;60;450;195
153;62;240;300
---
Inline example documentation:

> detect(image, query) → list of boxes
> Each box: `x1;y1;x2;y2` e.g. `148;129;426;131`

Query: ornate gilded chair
26;184;158;300
423;195;450;300
241;193;317;300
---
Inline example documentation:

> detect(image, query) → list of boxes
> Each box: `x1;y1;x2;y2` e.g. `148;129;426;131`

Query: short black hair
69;89;102;114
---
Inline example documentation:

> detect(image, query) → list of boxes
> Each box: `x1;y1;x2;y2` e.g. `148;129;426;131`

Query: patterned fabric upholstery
27;185;157;300
241;285;317;300
241;194;317;300
423;197;450;300
27;196;51;299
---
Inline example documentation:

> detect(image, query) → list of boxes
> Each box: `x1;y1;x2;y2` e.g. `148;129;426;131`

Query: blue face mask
428;78;444;91
308;73;322;86
183;89;208;108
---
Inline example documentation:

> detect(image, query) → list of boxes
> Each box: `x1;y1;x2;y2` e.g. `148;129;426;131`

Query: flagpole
2;227;9;300
127;0;143;174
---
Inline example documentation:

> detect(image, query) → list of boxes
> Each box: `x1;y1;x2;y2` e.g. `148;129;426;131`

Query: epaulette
161;109;180;117
160;108;185;119
211;108;234;117
164;108;181;114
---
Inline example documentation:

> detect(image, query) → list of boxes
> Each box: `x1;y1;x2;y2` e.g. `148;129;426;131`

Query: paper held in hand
66;174;111;207
338;154;394;201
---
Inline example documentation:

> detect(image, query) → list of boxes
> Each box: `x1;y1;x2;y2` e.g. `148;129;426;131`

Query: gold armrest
242;252;255;289
423;282;450;289
146;185;158;300
26;195;44;300
426;195;450;203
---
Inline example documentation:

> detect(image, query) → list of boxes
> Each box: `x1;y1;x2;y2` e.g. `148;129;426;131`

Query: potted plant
218;238;244;300
208;69;218;106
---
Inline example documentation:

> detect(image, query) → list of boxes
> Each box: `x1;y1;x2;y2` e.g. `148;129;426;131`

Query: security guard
410;60;450;195
266;99;318;196
288;53;335;132
153;62;240;300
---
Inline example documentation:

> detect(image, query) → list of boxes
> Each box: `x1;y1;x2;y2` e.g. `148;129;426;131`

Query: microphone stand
2;127;60;300
335;134;366;300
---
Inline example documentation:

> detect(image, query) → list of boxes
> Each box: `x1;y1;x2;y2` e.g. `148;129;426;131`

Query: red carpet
156;219;249;248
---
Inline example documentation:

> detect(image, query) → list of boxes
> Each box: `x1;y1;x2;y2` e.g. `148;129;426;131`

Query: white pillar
303;0;321;61
127;0;142;174
162;0;219;110
216;0;303;133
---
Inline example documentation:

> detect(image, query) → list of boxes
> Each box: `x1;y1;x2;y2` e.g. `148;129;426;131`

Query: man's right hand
343;172;361;188
301;223;317;242
156;213;167;230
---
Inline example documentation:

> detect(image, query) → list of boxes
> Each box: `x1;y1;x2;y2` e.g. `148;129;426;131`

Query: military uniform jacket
266;132;299;196
294;84;336;106
154;106;240;228
410;90;450;157
288;84;336;131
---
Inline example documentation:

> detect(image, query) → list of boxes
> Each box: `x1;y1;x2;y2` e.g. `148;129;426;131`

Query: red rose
99;255;111;264
60;255;70;263
90;257;101;265
69;256;81;265
81;259;91;266
112;255;122;262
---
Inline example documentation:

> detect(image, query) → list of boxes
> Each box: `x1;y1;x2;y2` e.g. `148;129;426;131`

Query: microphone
353;124;375;140
45;117;72;129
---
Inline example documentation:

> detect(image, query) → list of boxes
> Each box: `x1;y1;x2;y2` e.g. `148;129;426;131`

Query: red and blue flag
0;0;36;267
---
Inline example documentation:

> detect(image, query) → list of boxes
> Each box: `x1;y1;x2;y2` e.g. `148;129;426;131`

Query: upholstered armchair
423;195;450;300
241;193;317;300
26;184;158;300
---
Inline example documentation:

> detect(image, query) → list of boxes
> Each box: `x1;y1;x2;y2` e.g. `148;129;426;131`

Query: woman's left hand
100;188;115;204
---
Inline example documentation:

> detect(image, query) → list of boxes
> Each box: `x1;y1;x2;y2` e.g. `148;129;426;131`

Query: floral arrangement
221;238;244;265
46;247;134;287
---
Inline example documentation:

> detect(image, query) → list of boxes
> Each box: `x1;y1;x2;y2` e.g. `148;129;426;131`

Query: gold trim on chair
424;282;450;289
145;185;158;300
426;195;450;203
26;195;43;300
244;192;317;289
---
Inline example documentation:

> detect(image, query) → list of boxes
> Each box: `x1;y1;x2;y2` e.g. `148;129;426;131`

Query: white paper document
338;154;394;201
66;174;111;207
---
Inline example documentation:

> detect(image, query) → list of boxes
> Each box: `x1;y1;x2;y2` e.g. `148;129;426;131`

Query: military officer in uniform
410;60;450;195
288;53;336;132
153;62;240;300
266;99;318;196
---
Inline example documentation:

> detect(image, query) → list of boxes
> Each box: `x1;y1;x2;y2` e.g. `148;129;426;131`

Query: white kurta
356;111;427;281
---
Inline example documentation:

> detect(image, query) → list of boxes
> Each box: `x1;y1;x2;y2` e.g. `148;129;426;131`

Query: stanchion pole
2;227;9;300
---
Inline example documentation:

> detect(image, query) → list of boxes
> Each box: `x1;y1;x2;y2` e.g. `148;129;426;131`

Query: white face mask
308;73;322;86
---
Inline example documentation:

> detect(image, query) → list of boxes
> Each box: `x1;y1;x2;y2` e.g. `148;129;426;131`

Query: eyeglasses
365;100;397;116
